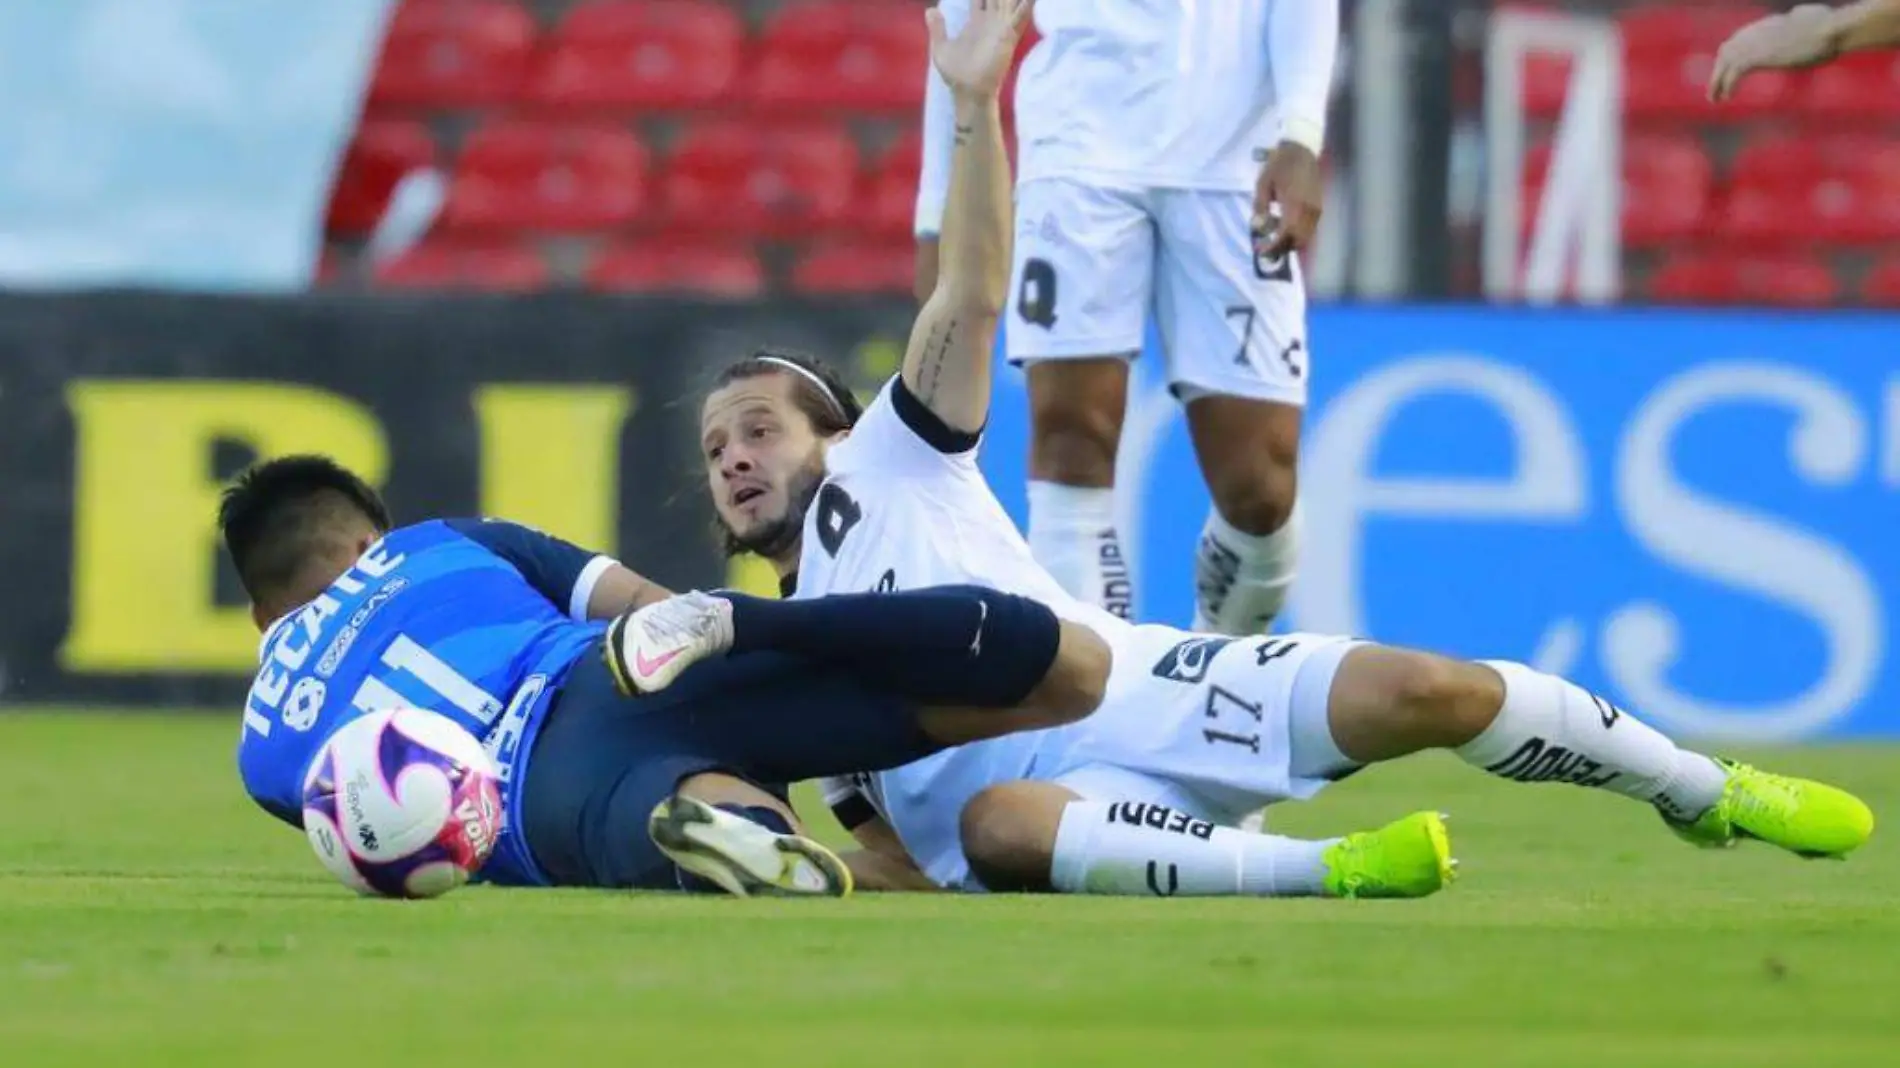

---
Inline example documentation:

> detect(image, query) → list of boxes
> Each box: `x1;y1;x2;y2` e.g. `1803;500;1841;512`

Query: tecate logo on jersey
978;308;1899;741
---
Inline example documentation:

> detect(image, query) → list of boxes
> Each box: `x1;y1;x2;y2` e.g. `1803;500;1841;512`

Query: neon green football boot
1662;759;1874;859
1322;811;1457;899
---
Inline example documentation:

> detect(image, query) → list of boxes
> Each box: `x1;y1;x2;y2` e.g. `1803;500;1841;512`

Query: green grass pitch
0;712;1894;1067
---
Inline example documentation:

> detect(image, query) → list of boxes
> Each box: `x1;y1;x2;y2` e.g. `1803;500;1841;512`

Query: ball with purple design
302;706;502;898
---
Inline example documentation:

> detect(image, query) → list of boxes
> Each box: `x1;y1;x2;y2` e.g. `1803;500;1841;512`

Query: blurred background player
914;0;1339;635
1710;0;1900;100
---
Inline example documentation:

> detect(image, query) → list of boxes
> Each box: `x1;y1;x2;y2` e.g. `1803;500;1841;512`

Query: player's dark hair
712;347;863;437
218;455;392;603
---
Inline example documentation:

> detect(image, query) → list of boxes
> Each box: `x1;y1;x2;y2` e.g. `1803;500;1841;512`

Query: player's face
701;374;832;557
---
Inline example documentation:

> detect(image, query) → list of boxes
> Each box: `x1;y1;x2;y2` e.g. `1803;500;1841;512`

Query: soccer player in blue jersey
224;455;1109;894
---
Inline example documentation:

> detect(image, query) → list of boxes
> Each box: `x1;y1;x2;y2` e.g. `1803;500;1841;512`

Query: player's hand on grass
1709;4;1838;102
1254;140;1324;260
928;0;1034;100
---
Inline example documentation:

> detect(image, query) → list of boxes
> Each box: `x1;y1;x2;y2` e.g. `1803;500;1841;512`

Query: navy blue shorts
518;642;938;889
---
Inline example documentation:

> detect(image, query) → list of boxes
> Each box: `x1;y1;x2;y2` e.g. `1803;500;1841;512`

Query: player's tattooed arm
901;0;1033;435
582;563;672;620
910;0;964;305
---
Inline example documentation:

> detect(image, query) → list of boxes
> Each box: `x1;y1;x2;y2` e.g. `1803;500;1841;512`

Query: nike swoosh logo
635;647;683;677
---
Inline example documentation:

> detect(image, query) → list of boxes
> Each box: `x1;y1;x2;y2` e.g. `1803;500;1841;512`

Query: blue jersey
238;518;612;886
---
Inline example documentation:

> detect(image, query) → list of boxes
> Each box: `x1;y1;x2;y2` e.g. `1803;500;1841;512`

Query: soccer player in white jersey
1711;1;1900;101
619;0;1872;898
913;0;1336;634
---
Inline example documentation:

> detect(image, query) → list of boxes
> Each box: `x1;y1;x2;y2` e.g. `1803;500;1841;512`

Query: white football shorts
1039;629;1365;827
1003;177;1310;407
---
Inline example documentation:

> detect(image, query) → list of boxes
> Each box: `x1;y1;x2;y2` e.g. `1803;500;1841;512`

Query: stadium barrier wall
1;294;1894;741
0;291;914;708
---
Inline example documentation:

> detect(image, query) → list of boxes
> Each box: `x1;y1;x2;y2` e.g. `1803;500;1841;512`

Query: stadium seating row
1520;4;1900;121
327;0;1900;305
350;235;916;297
1524;132;1900;246
370;0;928;114
346;230;1900;306
329;117;924;237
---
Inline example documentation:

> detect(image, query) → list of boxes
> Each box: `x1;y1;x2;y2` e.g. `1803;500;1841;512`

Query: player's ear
825;427;853;447
250;602;272;633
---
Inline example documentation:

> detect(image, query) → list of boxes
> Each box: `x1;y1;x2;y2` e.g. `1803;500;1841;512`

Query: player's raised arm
911;0;969;303
1256;0;1339;258
902;0;1032;437
1711;1;1900;101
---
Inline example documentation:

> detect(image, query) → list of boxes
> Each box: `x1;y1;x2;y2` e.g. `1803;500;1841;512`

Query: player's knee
1382;652;1505;745
960;784;1059;892
1029;399;1121;486
1026;621;1111;727
1204;445;1299;536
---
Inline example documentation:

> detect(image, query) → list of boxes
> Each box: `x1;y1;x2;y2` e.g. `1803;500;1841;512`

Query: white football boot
648;794;853;898
603;591;736;694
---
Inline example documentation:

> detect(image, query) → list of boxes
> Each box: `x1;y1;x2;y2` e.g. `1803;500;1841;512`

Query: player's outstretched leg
959;781;1455;900
648;793;853;898
603;587;1107;730
1323;648;1874;859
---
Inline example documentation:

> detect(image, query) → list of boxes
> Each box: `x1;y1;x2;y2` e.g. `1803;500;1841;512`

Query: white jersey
915;0;1340;233
793;378;1122;888
795;380;1343;889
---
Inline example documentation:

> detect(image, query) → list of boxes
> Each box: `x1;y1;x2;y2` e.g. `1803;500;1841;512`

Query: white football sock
1027;480;1132;619
1193;501;1300;634
1456;661;1728;823
1049;800;1336;897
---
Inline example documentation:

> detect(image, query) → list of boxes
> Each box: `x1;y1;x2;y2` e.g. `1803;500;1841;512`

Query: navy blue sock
724;586;1060;707
673;803;796;895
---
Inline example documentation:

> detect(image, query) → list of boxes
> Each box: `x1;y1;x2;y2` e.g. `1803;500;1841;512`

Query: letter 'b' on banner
62;381;388;673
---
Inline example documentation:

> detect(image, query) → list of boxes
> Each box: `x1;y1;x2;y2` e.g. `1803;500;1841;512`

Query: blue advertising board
977;307;1898;741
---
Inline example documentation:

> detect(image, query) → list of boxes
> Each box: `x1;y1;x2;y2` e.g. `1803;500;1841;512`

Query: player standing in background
668;0;1874;899
1711;0;1900;100
914;0;1337;634
222;457;1109;895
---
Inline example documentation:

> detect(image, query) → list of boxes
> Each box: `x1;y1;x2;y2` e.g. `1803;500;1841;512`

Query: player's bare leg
1322;647;1874;858
1025;358;1137;619
1185;395;1302;636
959;780;1453;900
650;772;853;897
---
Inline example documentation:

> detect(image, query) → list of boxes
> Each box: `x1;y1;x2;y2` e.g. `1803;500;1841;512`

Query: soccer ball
301;707;503;899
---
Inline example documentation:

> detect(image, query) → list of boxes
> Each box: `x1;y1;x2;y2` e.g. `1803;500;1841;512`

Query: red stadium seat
529;0;744;112
1801;50;1900;120
1520;133;1710;246
368;0;536;109
443;122;649;233
662;120;859;237
373;238;550;291
1648;251;1839;307
1860;255;1900;306
588;238;765;297
1722;134;1900;245
752;1;929;113
1522;54;1574;119
862;128;924;238
327;119;437;235
790;241;916;296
